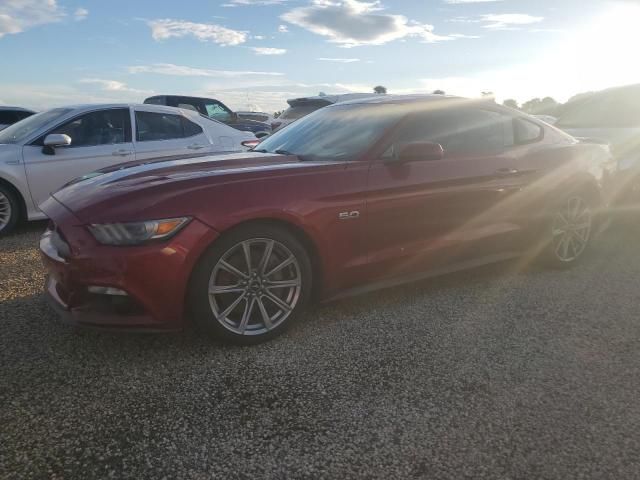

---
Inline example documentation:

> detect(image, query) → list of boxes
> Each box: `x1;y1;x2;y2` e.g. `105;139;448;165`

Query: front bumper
43;275;179;332
39;203;219;331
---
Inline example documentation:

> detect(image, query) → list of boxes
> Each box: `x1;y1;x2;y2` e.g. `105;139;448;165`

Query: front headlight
88;217;190;246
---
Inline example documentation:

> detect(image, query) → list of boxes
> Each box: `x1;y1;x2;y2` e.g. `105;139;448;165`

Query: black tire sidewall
188;224;313;344
0;185;20;236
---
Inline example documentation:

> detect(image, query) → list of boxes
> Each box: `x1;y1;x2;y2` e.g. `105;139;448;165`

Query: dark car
271;93;379;132
41;95;614;344
144;95;271;138
555;84;640;204
0;106;35;131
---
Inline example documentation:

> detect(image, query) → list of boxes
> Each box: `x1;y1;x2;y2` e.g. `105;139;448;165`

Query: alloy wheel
551;196;592;263
0;191;12;233
208;238;302;336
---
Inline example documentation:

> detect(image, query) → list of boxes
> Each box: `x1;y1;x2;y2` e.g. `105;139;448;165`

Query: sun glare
570;3;640;89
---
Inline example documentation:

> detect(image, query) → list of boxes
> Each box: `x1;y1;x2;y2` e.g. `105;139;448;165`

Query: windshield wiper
276;149;310;161
253;148;305;159
275;149;295;156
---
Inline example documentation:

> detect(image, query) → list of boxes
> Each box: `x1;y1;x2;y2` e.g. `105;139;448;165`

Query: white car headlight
88;217;190;246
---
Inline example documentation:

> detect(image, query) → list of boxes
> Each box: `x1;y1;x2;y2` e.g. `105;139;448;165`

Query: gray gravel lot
1;221;640;479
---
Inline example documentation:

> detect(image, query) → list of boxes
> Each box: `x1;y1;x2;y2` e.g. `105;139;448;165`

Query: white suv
0;103;256;235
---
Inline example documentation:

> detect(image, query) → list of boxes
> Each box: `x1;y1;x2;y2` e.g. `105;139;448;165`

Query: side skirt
322;251;521;303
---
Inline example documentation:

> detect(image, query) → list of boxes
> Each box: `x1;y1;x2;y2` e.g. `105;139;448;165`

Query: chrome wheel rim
208;238;302;336
551;196;592;262
0;192;11;233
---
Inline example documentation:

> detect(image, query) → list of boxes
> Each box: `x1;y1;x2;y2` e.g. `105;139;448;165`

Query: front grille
83;292;146;316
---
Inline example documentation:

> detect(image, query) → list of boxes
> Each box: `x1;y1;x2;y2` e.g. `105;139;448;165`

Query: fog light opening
87;286;128;296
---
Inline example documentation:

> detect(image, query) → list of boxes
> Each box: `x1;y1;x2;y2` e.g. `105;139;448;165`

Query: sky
1;0;639;113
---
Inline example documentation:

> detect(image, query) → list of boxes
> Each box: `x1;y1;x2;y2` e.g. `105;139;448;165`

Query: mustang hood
48;151;331;224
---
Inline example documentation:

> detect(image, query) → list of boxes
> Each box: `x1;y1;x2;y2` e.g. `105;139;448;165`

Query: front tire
544;194;593;268
0;185;20;237
189;224;312;344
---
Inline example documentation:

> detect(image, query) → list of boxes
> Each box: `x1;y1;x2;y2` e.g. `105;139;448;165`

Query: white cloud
79;78;129;91
78;78;151;96
481;13;543;30
128;63;284;77
147;19;247;46
74;7;88;21
449;13;543;30
0;0;65;38
278;24;289;33
0;82;149;110
282;0;454;47
448;33;481;39
318;57;361;63
251;47;287;55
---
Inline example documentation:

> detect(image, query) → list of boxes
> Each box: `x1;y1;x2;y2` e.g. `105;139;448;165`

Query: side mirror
44;134;72;147
397;141;444;163
43;134;71;155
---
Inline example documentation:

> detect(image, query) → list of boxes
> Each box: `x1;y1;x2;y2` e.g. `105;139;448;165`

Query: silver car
0;103;256;235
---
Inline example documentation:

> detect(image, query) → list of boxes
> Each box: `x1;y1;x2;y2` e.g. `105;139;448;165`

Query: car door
22;107;133;208
132;108;212;160
365;106;529;280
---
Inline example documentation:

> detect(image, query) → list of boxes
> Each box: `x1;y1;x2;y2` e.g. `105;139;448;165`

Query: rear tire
543;193;593;268
189;224;313;345
0;184;20;237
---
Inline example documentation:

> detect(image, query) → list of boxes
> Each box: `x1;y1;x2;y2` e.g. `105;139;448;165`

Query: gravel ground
1;221;640;479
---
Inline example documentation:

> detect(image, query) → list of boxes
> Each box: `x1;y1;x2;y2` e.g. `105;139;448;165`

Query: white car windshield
0;108;72;145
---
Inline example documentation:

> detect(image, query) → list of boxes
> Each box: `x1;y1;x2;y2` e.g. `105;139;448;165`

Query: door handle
112;149;132;157
188;143;206;150
495;168;519;176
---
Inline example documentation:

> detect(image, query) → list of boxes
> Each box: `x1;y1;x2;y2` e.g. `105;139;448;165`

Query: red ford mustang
40;95;615;344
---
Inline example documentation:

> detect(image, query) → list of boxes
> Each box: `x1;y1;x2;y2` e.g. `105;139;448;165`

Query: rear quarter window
514;118;543;144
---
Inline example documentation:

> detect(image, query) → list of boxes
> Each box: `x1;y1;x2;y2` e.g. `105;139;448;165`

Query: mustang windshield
257;104;404;161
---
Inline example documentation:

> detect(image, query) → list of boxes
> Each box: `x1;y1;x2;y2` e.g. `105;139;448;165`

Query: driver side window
386;108;514;160
45;109;131;148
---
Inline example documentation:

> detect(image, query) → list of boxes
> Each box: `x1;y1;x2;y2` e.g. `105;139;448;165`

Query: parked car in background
237;111;274;124
0;106;35;131
40;95;614;344
144;95;272;138
271;93;382;132
0;103;256;235
555;83;640;204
